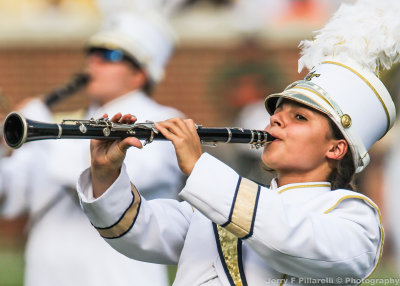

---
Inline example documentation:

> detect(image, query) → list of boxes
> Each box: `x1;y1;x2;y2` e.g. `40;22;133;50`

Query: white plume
298;0;400;75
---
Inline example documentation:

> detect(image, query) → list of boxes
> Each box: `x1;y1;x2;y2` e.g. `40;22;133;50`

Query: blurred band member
0;10;183;286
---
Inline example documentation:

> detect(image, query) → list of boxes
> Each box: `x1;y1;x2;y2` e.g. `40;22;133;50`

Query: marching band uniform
77;153;382;286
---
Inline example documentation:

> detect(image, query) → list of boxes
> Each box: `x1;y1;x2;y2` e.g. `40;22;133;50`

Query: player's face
262;100;337;182
85;50;141;105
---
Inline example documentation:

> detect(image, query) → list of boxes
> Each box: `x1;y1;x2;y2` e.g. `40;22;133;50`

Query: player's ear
326;139;348;161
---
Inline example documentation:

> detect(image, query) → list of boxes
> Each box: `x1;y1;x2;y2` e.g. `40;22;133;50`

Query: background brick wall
0;43;303;239
0;44;302;124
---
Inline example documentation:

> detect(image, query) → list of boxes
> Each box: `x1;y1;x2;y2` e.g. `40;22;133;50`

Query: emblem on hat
340;114;352;128
305;71;321;81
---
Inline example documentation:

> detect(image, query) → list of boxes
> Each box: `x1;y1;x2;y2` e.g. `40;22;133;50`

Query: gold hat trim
292;86;336;112
323;61;390;134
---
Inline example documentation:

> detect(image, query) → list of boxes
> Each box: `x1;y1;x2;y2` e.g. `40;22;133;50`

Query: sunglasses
88;48;142;70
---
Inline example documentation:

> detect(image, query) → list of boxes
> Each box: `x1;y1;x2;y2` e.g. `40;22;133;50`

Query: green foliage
0;248;24;286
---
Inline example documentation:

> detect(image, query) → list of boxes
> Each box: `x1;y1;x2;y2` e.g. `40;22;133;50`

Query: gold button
341;114;352;128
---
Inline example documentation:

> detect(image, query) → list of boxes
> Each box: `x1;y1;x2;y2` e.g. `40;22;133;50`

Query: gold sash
213;223;247;286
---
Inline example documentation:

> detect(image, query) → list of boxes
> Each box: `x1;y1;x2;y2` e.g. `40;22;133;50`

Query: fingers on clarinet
117;114;137;124
110;113;122;122
184;119;197;131
183;120;198;138
120;137;142;151
184;118;195;125
155;122;179;141
129;115;137;123
159;120;181;136
164;118;187;136
175;118;190;132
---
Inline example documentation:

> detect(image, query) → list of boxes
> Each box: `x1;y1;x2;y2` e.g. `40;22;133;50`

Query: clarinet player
77;0;399;284
0;9;183;286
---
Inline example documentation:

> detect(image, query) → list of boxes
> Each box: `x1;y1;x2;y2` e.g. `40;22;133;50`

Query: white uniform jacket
78;153;383;286
0;91;183;286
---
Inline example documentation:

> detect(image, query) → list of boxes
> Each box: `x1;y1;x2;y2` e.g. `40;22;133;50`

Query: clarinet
3;112;274;149
43;73;90;108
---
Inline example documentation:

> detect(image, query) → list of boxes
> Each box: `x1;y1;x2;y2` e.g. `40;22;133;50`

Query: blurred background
1;0;399;285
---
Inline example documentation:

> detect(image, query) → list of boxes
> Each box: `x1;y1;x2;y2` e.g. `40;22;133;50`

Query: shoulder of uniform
323;189;378;214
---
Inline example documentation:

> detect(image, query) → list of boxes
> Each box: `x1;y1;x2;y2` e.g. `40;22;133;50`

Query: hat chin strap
355;148;369;173
345;127;369;173
357;153;370;173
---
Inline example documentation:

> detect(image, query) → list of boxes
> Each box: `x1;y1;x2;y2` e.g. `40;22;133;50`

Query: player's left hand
155;118;202;175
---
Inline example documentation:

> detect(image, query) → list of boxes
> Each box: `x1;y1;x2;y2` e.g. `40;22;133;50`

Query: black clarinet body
3;112;274;149
44;74;90;108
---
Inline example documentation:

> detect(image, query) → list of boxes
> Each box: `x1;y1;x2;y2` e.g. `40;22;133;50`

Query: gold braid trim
224;178;259;238
95;184;141;239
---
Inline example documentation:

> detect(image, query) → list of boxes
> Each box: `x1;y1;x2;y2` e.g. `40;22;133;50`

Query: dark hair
121;54;155;96
326;119;356;190
142;80;155;96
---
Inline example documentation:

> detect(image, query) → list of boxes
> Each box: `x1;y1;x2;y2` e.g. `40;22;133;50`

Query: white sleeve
77;164;193;264
0;149;31;217
180;153;381;280
0;142;47;217
0;99;53;218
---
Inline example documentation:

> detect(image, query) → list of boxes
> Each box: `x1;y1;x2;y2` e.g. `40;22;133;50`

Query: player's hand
155;118;202;175
90;113;142;198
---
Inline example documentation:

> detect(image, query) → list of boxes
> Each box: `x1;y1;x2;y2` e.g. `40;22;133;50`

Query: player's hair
327;119;356;191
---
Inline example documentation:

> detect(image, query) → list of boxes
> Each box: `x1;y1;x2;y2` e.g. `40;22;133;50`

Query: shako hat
87;10;177;84
265;0;400;173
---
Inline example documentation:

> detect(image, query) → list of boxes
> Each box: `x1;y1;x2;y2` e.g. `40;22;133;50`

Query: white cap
88;11;177;84
265;58;396;173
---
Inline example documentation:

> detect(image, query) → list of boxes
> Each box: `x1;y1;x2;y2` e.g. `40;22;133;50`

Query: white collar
270;178;332;197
